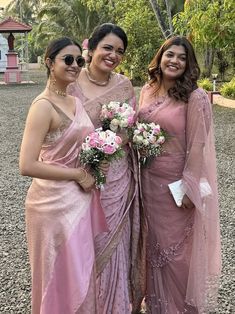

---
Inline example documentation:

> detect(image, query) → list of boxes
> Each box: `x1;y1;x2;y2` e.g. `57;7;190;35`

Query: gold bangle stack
78;168;88;184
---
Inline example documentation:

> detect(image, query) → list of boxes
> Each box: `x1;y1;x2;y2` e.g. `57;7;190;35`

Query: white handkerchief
168;178;212;207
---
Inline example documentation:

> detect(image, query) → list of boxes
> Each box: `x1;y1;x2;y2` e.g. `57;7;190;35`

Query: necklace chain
85;67;111;86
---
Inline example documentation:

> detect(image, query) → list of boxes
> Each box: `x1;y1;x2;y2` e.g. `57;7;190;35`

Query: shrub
220;78;235;99
198;78;213;91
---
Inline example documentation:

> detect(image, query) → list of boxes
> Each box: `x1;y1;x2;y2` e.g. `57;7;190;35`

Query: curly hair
148;36;200;103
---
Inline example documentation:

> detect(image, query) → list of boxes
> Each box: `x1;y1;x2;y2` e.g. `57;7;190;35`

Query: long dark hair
44;37;82;77
88;23;128;53
148;36;200;103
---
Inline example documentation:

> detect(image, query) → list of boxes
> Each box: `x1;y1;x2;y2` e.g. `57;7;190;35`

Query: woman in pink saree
138;36;221;313
19;37;107;314
68;24;145;313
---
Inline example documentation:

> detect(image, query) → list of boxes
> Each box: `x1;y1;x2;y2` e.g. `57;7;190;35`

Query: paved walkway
212;94;235;109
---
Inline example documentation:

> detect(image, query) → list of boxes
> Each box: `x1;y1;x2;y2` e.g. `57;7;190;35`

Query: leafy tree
82;0;185;82
81;0;163;82
113;0;162;83
173;0;235;78
3;0;100;62
84;0;184;38
4;0;41;25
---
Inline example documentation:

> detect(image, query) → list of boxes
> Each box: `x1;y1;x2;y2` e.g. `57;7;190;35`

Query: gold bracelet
78;167;88;184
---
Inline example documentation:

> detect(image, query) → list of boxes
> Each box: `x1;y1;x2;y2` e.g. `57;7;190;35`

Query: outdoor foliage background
1;0;235;84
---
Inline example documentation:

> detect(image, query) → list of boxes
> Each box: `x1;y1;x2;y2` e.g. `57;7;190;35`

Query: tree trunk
164;0;173;34
203;46;214;77
149;0;171;38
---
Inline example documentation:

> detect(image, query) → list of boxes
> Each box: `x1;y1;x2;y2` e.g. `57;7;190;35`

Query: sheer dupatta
138;85;221;313
182;88;221;312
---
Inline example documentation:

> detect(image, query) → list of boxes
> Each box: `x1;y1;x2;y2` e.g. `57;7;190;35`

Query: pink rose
115;136;122;145
107;111;114;118
156;136;165;145
127;116;134;125
89;139;99;148
153;125;161;134
103;144;116;155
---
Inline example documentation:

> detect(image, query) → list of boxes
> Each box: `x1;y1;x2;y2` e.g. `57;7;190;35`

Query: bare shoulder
29;94;54;117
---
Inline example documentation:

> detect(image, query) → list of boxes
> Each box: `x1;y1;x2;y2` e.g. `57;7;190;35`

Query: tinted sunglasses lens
64;55;74;66
64;55;85;67
76;56;85;67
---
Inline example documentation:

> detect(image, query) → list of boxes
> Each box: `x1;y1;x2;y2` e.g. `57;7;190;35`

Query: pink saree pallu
25;98;107;314
68;75;146;313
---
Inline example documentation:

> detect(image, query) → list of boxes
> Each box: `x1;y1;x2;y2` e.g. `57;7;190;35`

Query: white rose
110;124;118;132
143;139;149;146
133;135;144;143
134;129;140;135
143;131;148;138
156;136;165;144
111;118;120;126
119;120;128;128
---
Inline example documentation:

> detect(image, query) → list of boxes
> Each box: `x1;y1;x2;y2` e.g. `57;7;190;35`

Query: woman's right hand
181;194;195;209
76;168;96;192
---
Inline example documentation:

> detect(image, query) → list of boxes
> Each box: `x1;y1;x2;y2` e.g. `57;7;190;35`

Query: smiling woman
138;36;221;314
68;23;145;313
19;37;107;314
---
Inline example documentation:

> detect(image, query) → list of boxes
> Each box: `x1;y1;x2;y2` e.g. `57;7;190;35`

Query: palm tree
4;0;41;24
37;0;101;44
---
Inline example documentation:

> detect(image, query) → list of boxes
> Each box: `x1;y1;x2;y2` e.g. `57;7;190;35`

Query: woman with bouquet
138;36;221;313
68;23;145;313
19;37;107;313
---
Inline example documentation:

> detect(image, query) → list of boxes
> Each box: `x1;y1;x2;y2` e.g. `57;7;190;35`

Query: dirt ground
0;71;234;313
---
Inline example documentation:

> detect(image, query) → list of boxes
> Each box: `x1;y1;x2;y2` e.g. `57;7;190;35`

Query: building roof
0;16;32;33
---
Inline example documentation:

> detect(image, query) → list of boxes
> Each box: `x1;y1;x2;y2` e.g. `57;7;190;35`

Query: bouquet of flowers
131;121;166;165
80;128;125;188
100;101;136;132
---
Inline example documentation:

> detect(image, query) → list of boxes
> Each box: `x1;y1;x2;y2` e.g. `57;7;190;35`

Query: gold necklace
85;67;111;86
47;85;67;97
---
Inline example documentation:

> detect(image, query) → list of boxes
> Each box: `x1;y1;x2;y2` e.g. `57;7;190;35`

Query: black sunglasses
62;55;85;67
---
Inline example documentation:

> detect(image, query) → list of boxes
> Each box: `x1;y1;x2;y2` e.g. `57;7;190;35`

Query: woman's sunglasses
62;55;85;67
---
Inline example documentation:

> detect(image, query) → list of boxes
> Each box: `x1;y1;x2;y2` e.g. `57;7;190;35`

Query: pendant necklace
85;67;112;86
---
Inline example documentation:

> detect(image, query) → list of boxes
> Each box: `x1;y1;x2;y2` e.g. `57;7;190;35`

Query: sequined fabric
138;85;221;314
69;73;146;313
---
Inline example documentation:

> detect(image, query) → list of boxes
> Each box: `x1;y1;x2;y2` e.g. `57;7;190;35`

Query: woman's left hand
99;160;110;176
181;194;195;209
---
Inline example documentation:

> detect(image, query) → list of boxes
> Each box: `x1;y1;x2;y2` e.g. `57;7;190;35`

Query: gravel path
0;72;234;313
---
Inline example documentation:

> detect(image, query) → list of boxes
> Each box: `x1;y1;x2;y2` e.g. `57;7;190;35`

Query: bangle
78;168;88;184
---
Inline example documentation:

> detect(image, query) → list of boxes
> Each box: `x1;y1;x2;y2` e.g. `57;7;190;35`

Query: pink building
0;16;32;83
